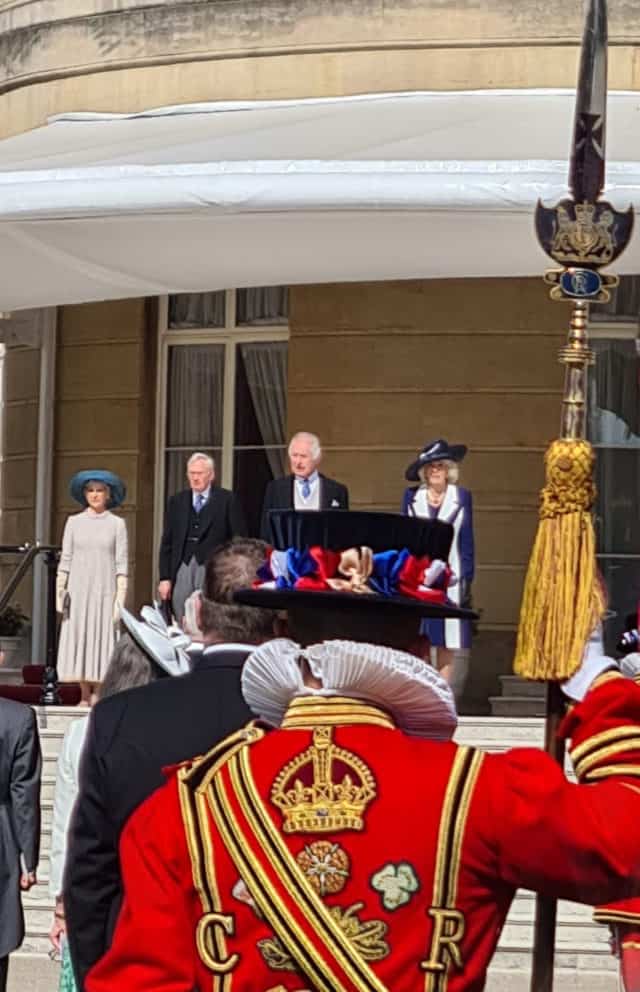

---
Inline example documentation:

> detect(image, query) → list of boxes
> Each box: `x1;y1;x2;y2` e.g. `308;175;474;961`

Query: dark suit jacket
64;647;253;990
0;699;41;958
158;486;247;584
260;473;350;541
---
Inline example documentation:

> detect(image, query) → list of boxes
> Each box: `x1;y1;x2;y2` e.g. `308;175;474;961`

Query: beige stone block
54;453;139;511
3;402;38;455
288;392;559;448
457;450;545;505
321;448;545;510
474;566;525;627
0;507;36;545
56;398;139;451
290;332;565;392
1;37;638;139
290;279;568;334
58;299;145;345
474;509;538;567
57;341;141;399
4;348;40;403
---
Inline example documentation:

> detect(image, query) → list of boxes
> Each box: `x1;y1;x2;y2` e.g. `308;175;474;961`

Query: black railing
0;543;61;704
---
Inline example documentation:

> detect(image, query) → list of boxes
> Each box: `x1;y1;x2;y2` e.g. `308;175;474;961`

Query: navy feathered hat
70;469;126;509
405;439;468;483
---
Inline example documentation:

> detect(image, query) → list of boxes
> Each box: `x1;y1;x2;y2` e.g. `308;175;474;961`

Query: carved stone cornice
0;0;639;96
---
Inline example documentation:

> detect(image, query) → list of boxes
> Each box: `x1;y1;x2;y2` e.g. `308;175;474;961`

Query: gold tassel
513;438;606;681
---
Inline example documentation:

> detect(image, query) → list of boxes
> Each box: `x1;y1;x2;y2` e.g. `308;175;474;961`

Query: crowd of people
3;435;640;992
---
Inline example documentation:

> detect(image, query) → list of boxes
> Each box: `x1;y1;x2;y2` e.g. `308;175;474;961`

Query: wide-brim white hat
119;606;191;677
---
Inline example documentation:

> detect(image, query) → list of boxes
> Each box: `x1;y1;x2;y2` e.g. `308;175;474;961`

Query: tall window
589;277;640;650
158;288;288;540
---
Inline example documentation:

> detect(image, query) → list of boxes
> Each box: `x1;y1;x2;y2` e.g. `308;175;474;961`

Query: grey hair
187;451;215;473
419;459;459;485
99;633;157;700
288;431;321;461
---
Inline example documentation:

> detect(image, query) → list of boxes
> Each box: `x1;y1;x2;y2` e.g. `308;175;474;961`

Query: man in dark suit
158;451;247;620
0;698;41;991
64;539;276;990
260;430;349;541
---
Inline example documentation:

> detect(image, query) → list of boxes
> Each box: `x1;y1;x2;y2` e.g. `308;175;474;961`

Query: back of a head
100;633;157;700
201;539;276;644
286;606;420;654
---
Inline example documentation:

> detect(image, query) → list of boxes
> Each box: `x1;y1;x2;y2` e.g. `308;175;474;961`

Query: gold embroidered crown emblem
270;727;376;833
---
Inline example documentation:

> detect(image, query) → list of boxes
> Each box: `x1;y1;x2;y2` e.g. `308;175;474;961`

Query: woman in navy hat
56;470;128;704
401;440;475;682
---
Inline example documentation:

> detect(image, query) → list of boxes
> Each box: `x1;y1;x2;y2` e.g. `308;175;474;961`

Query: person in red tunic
592;614;640;992
86;511;640;992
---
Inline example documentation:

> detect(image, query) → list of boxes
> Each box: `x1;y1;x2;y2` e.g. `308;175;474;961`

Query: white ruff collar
241;638;457;741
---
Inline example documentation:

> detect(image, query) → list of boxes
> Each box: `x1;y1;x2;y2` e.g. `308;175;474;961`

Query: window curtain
237;287;289;325
169;292;226;328
588;340;640;559
239;341;288;476
165;344;225;496
589;339;640;442
591;275;640;322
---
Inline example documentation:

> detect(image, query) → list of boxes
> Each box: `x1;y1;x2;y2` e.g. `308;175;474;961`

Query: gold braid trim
574;739;640;780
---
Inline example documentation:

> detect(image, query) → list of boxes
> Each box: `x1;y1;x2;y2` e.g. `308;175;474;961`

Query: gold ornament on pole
513;3;634;991
514;0;632;684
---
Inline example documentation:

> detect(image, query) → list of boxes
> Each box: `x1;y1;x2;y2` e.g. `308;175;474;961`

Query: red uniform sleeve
85;776;198;992
484;677;640;907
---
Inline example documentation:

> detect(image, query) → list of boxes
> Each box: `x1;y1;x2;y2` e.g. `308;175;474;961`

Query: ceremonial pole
511;2;634;990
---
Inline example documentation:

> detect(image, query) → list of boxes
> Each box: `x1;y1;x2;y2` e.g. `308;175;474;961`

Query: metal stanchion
40;549;60;705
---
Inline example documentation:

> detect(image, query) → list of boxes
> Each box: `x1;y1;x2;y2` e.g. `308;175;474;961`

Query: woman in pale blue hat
56;470;128;704
401;440;475;684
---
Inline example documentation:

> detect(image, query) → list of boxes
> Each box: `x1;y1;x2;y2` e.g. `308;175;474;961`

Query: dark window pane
169;292;225;328
233;449;282;538
234;345;265;447
589;339;640;440
236;287;289;326
166;345;225;448
599;557;640;654
234;342;288;449
591;275;640;322
594;449;640;555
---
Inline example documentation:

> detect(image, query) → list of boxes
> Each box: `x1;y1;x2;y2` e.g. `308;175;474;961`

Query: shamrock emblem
370;861;419;911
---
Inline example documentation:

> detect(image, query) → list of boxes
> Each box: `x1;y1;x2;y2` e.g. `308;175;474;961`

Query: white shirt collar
202;642;257;655
295;470;319;486
192;485;212;507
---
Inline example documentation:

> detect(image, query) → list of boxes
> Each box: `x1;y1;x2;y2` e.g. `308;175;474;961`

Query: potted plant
0;605;30;674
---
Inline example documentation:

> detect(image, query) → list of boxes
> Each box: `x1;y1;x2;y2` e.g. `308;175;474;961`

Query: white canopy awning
1;89;640;311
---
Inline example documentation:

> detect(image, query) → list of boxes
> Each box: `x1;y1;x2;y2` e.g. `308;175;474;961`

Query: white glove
620;652;640;681
113;575;127;623
562;625;618;701
421;560;447;588
56;572;69;614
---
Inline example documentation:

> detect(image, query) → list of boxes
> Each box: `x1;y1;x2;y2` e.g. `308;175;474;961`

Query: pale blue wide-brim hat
70;469;126;509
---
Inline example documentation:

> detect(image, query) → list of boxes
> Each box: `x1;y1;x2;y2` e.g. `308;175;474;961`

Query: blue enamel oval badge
560;268;602;298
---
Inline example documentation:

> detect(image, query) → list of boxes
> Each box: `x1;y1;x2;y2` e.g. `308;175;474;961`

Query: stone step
7;958;619;992
485;967;616;992
40;775;56;803
499;675;546;699
489;696;547;718
455;716;544;750
33;706;88;734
